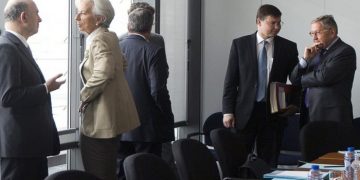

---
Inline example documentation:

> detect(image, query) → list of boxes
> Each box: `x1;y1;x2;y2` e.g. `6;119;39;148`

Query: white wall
0;0;5;33
202;0;360;121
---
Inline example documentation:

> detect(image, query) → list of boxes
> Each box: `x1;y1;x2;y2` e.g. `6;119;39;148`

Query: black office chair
172;138;221;180
123;153;177;180
353;117;360;130
300;120;360;162
44;170;100;180
210;128;248;178
187;112;224;147
277;114;302;166
187;112;224;160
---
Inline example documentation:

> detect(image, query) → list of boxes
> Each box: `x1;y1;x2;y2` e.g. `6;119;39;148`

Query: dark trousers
117;141;162;180
237;102;286;168
1;157;48;180
80;133;118;180
300;103;310;129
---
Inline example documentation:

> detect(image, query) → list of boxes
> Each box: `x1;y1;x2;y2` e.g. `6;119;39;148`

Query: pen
323;165;344;168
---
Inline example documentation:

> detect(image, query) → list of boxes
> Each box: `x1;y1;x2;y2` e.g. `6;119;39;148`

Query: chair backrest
172;138;220;180
124;153;177;180
44;170;101;180
300;120;360;162
277;114;302;165
210;128;247;178
203;112;224;146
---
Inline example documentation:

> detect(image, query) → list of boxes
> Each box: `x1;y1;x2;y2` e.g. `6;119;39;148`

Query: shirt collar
325;37;339;51
6;29;30;48
256;32;274;45
86;27;102;49
128;32;148;42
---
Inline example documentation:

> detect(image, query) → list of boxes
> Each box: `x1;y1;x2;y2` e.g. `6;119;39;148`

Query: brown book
269;82;301;114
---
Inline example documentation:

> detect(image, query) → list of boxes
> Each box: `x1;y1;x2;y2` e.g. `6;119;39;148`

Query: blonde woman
75;0;139;179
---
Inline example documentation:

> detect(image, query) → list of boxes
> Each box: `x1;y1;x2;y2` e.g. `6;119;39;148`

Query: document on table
300;163;344;171
263;170;328;179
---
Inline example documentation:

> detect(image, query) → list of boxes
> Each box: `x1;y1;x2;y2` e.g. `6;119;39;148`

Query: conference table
312;152;344;165
264;152;344;179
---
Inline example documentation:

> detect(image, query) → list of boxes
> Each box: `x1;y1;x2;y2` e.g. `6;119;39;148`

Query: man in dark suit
290;15;356;127
0;0;65;179
118;2;177;176
222;4;299;167
118;2;165;48
117;8;174;180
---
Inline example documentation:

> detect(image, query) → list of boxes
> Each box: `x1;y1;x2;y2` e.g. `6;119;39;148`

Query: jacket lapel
4;32;45;81
250;33;258;75
321;38;342;63
79;49;89;84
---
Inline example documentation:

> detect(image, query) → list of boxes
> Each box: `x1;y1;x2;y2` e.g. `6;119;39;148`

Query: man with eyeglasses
222;4;299;168
291;15;356;127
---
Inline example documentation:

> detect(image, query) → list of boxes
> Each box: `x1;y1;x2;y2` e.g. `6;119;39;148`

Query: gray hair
75;0;114;28
128;2;154;15
4;1;28;22
312;15;338;34
128;8;153;33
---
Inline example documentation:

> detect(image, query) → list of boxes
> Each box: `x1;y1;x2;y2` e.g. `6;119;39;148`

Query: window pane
28;0;69;130
160;0;188;123
109;0;131;36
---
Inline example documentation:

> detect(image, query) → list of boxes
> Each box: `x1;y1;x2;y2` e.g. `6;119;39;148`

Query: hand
278;104;299;117
79;101;89;113
303;42;324;60
45;73;66;92
223;114;235;128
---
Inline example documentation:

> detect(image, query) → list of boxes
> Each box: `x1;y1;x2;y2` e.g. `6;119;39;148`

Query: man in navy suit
0;0;65;179
117;8;174;180
290;15;356;127
117;2;177;177
222;4;299;167
118;2;165;48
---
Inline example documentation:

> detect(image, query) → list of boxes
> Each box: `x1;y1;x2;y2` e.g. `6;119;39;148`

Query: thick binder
269;82;301;114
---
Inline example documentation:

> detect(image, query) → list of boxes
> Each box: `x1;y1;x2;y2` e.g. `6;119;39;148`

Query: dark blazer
119;32;165;48
0;32;60;157
290;38;356;124
119;34;174;142
223;32;299;130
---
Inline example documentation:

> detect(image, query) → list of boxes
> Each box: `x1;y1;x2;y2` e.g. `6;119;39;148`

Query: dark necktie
27;46;33;56
304;49;327;107
256;40;267;102
312;48;326;68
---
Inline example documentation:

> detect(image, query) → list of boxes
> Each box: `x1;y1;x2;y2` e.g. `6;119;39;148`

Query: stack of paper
300;163;344;171
263;170;328;179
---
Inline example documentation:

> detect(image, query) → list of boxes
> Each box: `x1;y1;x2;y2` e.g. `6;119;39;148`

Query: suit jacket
119;32;165;48
80;27;140;139
223;32;299;130
119;34;174;142
290;38;356;124
0;32;60;157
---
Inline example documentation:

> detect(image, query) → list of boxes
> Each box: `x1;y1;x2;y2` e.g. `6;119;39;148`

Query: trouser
1;157;48;180
80;133;118;180
237;102;286;168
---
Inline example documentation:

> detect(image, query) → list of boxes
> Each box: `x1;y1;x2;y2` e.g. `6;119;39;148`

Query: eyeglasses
309;29;329;37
